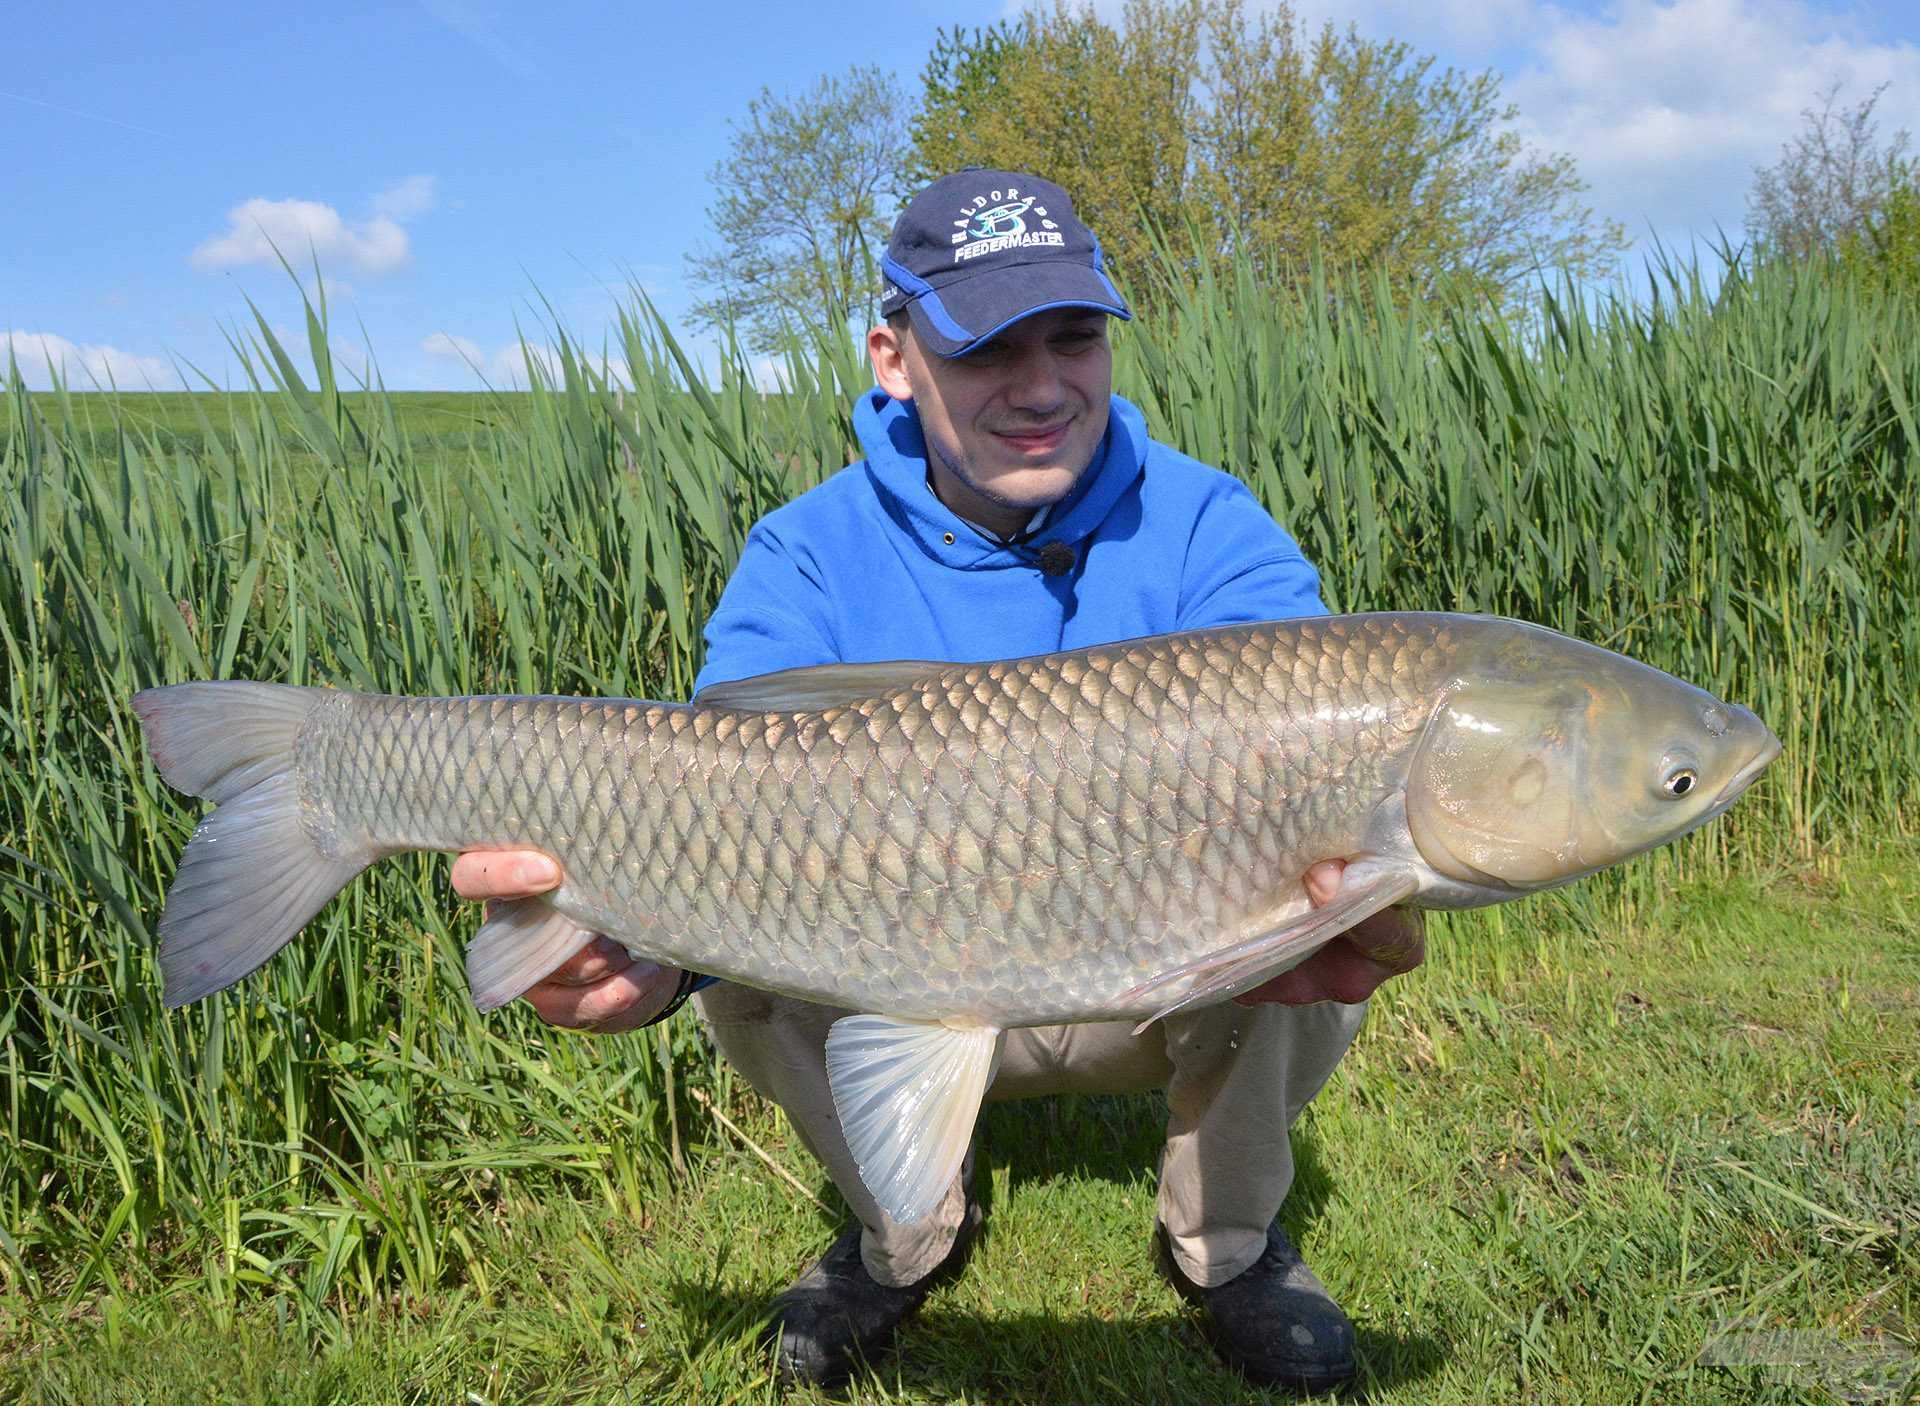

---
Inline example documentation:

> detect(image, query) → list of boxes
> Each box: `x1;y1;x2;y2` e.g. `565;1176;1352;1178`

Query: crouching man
454;169;1423;1392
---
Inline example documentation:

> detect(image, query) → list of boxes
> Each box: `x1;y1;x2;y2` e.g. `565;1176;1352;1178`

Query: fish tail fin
133;682;372;1007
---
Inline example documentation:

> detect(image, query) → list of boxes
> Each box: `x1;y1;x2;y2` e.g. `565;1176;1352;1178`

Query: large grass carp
135;612;1779;1221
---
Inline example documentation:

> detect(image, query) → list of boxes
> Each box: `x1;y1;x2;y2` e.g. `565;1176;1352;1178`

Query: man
452;170;1423;1392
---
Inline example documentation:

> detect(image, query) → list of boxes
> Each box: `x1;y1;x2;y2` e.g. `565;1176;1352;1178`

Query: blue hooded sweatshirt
693;388;1324;695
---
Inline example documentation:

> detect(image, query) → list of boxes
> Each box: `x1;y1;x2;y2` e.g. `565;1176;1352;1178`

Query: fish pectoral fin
466;896;599;1012
1124;866;1421;1035
824;1015;1002;1225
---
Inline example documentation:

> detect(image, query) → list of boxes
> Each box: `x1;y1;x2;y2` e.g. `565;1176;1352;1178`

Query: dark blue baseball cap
879;170;1132;357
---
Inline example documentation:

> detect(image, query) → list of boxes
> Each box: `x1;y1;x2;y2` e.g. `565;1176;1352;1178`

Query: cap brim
904;260;1132;358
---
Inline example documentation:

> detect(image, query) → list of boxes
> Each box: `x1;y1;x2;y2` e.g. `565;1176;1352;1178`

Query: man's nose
1004;347;1067;410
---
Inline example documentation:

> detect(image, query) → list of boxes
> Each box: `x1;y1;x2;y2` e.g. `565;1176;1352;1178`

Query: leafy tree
1747;82;1914;262
910;0;1625;305
911;2;1202;281
685;67;908;352
909;23;1022;189
1838;177;1920;293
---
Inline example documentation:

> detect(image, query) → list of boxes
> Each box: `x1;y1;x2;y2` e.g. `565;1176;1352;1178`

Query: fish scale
279;615;1444;1024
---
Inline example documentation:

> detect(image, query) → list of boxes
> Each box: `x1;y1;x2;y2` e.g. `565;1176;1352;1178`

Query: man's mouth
993;421;1072;456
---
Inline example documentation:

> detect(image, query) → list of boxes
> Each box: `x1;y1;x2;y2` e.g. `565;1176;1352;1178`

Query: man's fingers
1344;906;1427;971
541;935;636;986
1234;901;1429;1007
451;850;561;900
522;962;677;1033
1302;858;1346;907
1236;937;1397;1006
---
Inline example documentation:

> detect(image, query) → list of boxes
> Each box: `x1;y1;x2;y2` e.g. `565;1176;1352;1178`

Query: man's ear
868;321;914;401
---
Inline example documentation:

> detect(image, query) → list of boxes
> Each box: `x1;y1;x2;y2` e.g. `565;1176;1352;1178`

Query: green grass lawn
6;847;1916;1405
30;391;519;434
25;391;530;467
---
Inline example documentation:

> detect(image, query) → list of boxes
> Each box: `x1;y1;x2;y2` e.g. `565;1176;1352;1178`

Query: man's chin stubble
932;438;1082;512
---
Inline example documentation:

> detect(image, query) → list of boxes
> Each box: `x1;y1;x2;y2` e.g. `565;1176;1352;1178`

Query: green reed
0;252;1912;1322
1121;245;1917;855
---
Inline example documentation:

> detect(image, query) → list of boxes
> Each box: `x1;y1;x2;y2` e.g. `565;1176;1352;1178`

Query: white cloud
422;330;484;365
493;342;635;389
420;0;544;79
328;338;374;386
748;355;788;393
424;332;633;389
1501;0;1920;244
371;174;438;221
1284;0;1920;248
191;176;439;276
1285;0;1539;53
192;197;407;274
2;330;178;390
495;342;566;386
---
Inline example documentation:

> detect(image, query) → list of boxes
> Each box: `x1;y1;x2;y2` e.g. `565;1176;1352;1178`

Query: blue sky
5;0;1917;390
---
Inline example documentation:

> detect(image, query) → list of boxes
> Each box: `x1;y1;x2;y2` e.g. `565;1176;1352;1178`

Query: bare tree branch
1747;81;1915;259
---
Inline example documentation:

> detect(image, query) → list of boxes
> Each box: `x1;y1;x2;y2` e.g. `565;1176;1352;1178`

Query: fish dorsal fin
824;1015;1002;1224
696;660;948;713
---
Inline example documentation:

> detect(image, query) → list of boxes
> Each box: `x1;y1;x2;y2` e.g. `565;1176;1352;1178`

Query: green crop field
3;253;1916;1403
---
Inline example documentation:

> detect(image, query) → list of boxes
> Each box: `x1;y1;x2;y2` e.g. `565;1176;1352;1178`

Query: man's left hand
1236;859;1426;1006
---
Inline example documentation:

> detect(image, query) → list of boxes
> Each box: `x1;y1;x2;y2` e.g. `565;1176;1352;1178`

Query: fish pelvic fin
133;682;371;1007
466;897;598;1012
824;1015;1002;1225
1124;865;1421;1035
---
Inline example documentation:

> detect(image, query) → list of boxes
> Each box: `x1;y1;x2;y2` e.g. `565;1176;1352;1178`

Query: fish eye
1664;768;1699;797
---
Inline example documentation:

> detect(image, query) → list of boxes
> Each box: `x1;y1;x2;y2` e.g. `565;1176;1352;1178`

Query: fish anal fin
1125;866;1420;1035
824;1015;1001;1224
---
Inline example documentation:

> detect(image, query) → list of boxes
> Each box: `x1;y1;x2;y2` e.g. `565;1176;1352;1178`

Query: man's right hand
451;850;685;1032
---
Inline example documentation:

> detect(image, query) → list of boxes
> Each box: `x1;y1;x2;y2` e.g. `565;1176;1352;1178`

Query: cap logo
949;187;1065;263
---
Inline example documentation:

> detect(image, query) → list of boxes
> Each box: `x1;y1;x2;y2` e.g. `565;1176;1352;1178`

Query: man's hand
1235;858;1426;1007
451;850;683;1032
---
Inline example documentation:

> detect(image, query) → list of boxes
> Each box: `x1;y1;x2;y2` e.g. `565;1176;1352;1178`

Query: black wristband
638;967;716;1029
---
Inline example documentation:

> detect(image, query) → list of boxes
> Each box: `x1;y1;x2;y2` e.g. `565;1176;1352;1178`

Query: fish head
1404;624;1781;890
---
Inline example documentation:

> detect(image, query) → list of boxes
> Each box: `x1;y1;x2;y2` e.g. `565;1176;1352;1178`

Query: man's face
869;308;1113;535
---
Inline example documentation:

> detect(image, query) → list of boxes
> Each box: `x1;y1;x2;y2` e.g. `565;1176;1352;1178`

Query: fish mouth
1716;733;1782;803
1701;731;1784;821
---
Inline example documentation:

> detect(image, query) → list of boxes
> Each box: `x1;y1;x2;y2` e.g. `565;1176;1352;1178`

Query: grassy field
3;251;1916;1401
7;845;1914;1404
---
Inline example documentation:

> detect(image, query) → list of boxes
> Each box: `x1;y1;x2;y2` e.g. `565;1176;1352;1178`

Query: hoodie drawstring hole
942;532;955;545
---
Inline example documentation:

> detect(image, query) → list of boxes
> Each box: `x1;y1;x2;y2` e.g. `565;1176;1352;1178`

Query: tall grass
1;252;1913;1327
1125;249;1917;854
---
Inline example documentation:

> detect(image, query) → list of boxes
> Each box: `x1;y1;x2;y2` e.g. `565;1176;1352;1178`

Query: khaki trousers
694;984;1367;1290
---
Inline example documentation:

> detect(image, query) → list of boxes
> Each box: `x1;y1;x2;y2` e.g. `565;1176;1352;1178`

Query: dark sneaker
764;1198;984;1387
1156;1220;1358;1394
